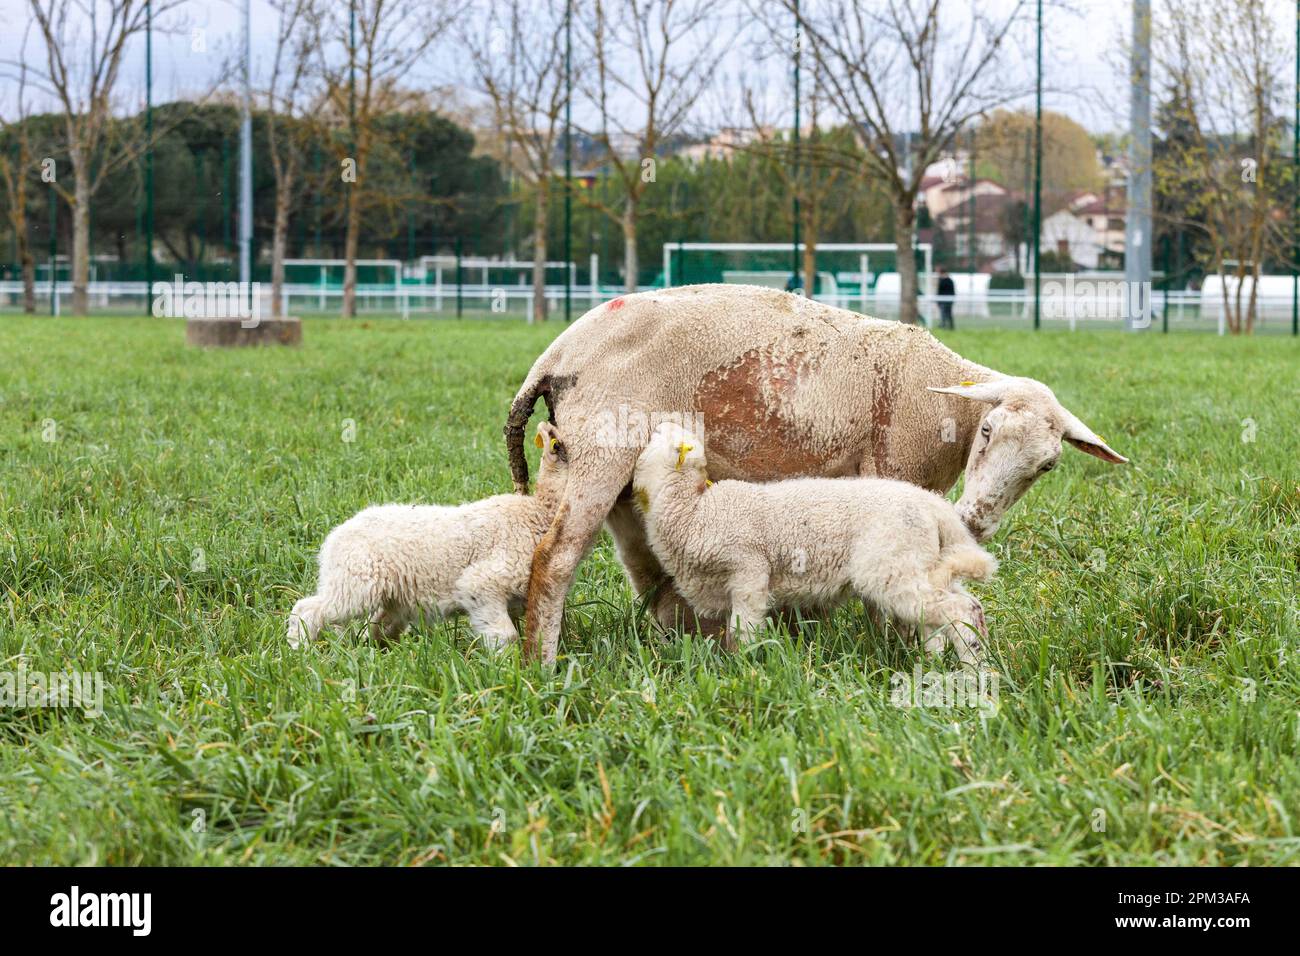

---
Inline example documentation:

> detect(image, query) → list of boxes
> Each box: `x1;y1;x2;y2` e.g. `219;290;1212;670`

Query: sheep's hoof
476;633;516;653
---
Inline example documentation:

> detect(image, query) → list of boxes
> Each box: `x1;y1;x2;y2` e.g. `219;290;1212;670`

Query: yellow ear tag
675;442;693;470
960;380;976;387
705;479;713;487
534;433;544;448
549;437;558;450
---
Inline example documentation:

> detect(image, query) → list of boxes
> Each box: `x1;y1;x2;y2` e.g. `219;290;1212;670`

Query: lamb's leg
852;553;986;667
288;595;325;648
466;602;519;651
725;570;771;649
524;463;631;665
453;562;523;651
606;495;723;636
921;590;987;667
369;604;411;644
287;586;372;649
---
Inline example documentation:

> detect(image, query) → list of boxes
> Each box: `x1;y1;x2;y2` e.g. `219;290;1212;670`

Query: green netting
283;260;401;288
663;244;929;295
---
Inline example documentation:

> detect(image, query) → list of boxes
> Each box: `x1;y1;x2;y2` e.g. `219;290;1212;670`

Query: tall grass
1;316;1296;865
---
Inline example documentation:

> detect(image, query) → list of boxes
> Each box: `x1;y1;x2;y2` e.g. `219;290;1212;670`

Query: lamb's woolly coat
633;423;996;662
287;422;567;649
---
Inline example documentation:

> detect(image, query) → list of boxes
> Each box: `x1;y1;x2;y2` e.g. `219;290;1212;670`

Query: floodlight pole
238;0;252;285
1032;0;1042;330
145;0;154;304
792;0;801;289
564;0;572;321
1125;0;1153;331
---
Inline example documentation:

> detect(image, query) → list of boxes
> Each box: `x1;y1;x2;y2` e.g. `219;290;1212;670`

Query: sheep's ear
536;421;566;462
926;378;1013;405
1061;410;1128;463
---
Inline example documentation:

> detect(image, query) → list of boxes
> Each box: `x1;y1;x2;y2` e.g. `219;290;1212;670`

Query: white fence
3;277;1297;333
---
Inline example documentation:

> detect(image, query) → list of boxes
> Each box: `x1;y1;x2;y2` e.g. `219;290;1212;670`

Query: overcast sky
0;0;1291;135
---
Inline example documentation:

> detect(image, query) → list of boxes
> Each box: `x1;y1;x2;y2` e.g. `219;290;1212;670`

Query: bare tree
0;30;39;314
464;0;569;323
264;0;319;318
579;0;732;292
21;0;184;316
1153;0;1289;334
735;46;861;295
778;0;1033;323
316;0;458;317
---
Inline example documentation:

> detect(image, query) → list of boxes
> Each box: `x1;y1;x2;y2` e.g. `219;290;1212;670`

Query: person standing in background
937;266;956;330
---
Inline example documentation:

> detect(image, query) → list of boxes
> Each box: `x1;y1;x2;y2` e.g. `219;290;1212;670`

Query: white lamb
633;422;997;665
287;421;569;650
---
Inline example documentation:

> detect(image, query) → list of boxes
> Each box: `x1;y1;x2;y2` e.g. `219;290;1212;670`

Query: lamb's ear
1061;409;1128;464
536;421;566;462
926;378;1013;405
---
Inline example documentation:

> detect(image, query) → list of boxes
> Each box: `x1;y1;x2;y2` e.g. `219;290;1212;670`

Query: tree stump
185;317;302;348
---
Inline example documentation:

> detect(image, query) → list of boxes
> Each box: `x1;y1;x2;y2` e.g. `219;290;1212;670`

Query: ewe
287;421;569;650
507;284;1126;663
633;422;996;665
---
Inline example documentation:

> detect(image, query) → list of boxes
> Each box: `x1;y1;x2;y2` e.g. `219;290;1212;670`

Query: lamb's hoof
476;633;516;653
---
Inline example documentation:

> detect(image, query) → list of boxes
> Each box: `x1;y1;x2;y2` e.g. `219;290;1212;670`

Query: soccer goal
661;242;933;312
415;256;577;290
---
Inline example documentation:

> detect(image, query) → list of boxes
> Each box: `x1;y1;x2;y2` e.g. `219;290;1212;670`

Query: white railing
3;279;1297;333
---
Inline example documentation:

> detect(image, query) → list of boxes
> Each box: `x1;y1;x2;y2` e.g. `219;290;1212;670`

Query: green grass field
1;315;1298;865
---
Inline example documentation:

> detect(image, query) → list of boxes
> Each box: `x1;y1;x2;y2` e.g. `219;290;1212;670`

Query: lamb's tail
504;361;557;495
932;510;998;587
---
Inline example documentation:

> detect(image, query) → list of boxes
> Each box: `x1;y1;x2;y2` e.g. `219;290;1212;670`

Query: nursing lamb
287;421;569;650
632;422;997;665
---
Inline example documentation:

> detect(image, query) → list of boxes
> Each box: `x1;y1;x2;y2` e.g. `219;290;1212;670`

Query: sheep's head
533;421;570;506
928;376;1127;542
633;422;708;510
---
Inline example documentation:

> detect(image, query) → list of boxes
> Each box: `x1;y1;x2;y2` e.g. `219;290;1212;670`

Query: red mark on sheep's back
607;297;625;311
694;346;835;480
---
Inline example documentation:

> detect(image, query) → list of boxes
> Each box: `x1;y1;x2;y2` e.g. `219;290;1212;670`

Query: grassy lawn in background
1;313;1297;865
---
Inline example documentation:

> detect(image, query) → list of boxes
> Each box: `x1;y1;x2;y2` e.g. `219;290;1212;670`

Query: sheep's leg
606;495;723;636
287;595;325;648
726;571;771;649
875;582;986;668
287;585;373;648
524;465;630;665
466;602;519;651
851;549;986;666
921;590;987;667
369;604;411;644
453;562;520;651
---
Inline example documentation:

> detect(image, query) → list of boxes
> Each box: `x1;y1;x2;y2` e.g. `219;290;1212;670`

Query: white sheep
632;422;997;664
287;421;569;650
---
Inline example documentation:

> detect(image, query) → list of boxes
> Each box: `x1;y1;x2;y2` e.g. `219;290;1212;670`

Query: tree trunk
21;247;36;314
894;201;919;325
72;167;91;316
622;199;638;293
271;183;291;319
343;184;360;318
531;181;548;323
